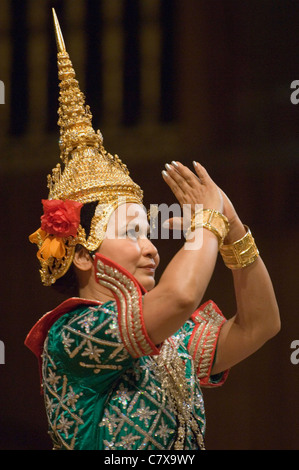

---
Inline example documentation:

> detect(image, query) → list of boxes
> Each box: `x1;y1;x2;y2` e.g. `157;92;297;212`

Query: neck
75;263;115;303
78;282;115;303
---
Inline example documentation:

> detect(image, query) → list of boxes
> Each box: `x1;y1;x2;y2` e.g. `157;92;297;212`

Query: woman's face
98;204;160;290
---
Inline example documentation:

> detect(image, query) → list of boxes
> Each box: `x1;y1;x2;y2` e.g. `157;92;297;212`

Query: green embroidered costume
25;11;230;451
26;255;228;450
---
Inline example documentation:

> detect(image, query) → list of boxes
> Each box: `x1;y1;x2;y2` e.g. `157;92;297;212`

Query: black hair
52;201;99;297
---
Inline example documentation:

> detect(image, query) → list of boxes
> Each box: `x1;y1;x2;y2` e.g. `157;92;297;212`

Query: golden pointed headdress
29;9;143;286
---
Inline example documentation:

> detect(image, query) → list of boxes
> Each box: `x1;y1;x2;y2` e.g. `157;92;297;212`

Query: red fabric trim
94;254;161;357
197;325;217;385
188;299;228;388
189;320;204;353
25;297;101;359
24;253;150;361
200;368;229;388
190;299;225;324
24;297;101;391
25;254;161;391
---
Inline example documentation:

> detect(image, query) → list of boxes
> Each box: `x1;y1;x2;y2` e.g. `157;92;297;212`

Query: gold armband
220;225;259;269
186;209;230;247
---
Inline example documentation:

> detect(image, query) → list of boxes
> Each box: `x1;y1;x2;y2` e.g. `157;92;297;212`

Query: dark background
0;0;298;450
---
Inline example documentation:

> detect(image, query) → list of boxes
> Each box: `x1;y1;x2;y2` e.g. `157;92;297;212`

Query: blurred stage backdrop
0;0;299;450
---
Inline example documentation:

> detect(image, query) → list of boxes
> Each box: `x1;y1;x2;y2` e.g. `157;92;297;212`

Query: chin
139;276;156;291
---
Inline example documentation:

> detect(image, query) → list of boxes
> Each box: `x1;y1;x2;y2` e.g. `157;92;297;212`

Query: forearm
144;228;219;344
232;256;280;339
159;228;218;303
211;218;280;374
227;217;279;336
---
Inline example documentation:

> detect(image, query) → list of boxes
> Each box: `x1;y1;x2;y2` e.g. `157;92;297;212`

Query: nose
139;237;159;263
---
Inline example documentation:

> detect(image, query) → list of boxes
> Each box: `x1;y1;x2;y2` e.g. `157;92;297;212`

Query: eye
126;228;138;240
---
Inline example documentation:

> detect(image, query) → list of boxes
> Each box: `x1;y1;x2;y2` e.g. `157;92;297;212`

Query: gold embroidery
110;404;166;450
42;341;85;450
96;258;155;358
61;311;129;373
153;340;205;450
189;302;225;381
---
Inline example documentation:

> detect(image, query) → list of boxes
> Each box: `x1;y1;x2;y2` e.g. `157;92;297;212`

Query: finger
163;166;188;195
164;163;194;194
162;170;185;201
170;161;200;189
192;162;210;185
162;217;184;231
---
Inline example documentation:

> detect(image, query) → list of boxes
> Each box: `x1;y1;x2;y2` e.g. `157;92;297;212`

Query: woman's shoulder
25;297;116;359
51;298;117;331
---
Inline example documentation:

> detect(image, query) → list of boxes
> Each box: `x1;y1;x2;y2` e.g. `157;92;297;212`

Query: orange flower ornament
29;200;83;262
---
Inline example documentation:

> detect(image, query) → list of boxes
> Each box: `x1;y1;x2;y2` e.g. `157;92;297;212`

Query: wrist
224;217;246;245
220;225;260;270
186;208;229;247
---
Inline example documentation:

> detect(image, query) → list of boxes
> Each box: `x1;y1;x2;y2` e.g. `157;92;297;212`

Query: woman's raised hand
162;161;223;214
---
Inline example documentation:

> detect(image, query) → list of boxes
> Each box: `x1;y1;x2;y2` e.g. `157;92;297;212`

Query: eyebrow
125;220;150;233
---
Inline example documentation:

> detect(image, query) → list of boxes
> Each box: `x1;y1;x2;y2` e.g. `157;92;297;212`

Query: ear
73;247;93;272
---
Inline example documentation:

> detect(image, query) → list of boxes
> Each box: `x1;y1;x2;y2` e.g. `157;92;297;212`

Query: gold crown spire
50;8;103;168
52;8;66;53
48;8;143;207
29;10;143;286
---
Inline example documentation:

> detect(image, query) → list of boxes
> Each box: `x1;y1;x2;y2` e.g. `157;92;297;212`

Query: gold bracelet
186;209;230;247
220;225;259;269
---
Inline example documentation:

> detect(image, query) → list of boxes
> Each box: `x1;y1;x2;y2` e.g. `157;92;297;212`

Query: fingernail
193;161;198;167
171;161;179;168
165;163;172;171
162;170;168;177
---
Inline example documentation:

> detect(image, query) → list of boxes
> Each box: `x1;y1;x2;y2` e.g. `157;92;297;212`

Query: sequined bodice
43;302;207;450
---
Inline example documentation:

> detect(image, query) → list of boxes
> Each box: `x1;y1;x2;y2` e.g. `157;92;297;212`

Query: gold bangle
220;225;259;269
186;209;230;247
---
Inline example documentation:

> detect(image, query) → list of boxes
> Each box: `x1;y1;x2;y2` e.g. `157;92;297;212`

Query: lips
140;264;156;272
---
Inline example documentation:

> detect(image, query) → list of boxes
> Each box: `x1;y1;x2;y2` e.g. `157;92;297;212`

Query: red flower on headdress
41;199;83;238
